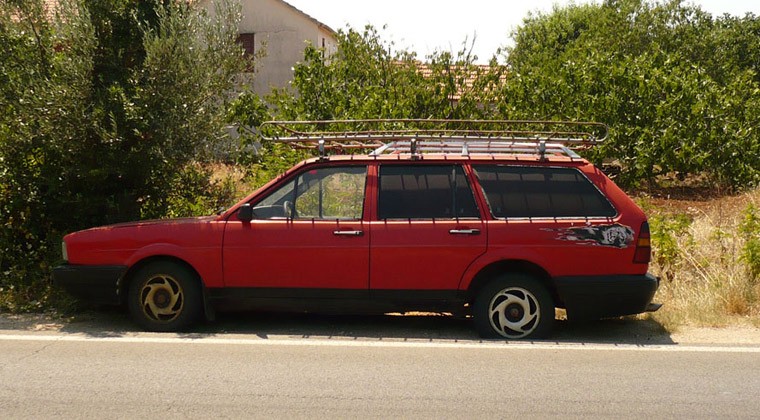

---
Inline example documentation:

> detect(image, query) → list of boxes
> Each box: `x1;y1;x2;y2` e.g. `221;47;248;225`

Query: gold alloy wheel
139;274;184;322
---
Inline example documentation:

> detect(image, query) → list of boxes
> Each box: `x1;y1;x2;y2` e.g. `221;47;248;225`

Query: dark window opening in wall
237;33;255;55
236;33;256;72
321;37;325;48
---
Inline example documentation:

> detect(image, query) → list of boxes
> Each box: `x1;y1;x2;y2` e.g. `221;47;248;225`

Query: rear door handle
449;229;480;235
333;230;364;236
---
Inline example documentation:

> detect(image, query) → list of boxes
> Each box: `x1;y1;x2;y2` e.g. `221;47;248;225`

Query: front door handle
449;229;480;235
333;230;364;236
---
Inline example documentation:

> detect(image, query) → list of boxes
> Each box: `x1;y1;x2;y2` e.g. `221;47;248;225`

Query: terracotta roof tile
43;0;59;18
416;62;507;100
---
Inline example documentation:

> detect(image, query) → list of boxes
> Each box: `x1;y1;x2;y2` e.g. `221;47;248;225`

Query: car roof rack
259;119;608;160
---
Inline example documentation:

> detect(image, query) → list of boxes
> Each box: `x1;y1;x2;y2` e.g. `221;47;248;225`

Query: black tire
473;274;555;339
127;261;203;332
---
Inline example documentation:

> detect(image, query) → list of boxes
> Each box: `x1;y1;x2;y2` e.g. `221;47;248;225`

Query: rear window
473;165;616;218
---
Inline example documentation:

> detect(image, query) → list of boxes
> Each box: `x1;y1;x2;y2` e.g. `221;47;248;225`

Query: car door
369;164;487;291
223;164;369;291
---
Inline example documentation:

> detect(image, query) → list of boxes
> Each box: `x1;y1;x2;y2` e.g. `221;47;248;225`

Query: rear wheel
127;261;202;332
473;274;555;339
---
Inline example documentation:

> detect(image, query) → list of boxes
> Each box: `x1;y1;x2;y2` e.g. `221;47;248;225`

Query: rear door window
378;165;480;219
473;165;616;218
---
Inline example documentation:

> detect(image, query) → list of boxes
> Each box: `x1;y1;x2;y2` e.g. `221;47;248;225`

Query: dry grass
208;162;257;202
641;188;760;331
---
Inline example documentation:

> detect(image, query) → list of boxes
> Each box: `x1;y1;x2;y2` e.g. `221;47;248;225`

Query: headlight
61;241;68;261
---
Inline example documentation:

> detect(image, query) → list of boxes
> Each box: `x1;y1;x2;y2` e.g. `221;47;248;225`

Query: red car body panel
222;219;369;288
368;219;487;290
64;216;227;288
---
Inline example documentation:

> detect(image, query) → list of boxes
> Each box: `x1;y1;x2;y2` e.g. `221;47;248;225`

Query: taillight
633;221;651;264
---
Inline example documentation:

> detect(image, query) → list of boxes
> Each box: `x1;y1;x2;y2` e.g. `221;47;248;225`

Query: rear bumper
52;264;127;305
555;273;660;320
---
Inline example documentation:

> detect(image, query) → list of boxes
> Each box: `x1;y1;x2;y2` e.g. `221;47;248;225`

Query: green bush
739;204;760;281
502;0;760;190
650;213;693;282
0;0;246;311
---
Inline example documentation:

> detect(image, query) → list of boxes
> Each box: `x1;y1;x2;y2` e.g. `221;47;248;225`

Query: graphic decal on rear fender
544;223;635;248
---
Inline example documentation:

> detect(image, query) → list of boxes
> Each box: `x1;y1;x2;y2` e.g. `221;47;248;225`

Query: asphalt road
1;317;759;419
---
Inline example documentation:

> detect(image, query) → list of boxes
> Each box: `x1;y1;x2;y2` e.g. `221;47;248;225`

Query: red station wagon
53;120;660;339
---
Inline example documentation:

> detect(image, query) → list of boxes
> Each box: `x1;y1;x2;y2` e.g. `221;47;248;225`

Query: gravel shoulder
2;310;760;345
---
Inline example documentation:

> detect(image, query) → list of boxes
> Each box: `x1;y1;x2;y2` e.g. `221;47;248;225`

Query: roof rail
259;119;608;159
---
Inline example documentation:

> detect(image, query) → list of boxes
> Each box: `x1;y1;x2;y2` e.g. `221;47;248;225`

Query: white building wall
202;0;337;95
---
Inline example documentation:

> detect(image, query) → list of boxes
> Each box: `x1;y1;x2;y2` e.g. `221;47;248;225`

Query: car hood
62;215;225;265
66;215;218;239
103;216;217;229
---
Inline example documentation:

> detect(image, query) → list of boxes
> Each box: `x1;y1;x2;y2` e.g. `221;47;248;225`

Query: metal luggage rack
259;119;608;160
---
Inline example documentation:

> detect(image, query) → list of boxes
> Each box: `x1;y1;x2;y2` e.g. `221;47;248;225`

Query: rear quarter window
473;165;616;218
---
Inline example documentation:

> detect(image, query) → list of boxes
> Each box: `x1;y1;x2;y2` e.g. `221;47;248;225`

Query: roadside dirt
2;310;760;345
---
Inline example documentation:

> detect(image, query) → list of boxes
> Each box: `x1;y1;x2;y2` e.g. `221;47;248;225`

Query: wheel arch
465;260;560;306
120;255;211;319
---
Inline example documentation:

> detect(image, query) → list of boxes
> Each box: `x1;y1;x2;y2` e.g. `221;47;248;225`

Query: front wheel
127;261;203;332
473;274;555;339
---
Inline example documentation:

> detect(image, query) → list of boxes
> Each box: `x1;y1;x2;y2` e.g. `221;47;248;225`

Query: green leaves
504;0;760;189
0;0;246;306
261;25;508;123
739;204;760;281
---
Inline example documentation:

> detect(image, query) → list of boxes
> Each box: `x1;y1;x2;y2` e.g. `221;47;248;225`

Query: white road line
0;332;759;352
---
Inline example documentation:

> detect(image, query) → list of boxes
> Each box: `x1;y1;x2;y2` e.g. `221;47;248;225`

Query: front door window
253;166;366;220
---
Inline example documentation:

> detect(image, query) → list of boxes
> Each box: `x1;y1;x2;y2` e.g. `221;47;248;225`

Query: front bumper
554;273;660;320
52;264;127;305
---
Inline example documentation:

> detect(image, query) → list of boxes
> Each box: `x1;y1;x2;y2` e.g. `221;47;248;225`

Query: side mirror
237;203;253;222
